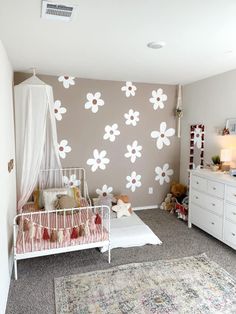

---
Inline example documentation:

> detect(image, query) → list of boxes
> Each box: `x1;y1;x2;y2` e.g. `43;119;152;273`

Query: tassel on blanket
29;222;35;239
79;224;85;237
89;215;96;232
50;230;58;242
71;227;79;239
34;226;42;240
84;220;90;236
58;230;64;244
42;228;50;240
23;219;30;232
95;213;102;224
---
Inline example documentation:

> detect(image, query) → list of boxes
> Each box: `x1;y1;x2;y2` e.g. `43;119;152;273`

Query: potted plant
211;155;221;171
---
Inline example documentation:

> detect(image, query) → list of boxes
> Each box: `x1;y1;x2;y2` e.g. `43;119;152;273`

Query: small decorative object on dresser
188;169;236;250
226;118;236;135
210;155;220;171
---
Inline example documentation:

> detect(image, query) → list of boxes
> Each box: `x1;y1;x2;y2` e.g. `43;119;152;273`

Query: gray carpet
6;209;236;314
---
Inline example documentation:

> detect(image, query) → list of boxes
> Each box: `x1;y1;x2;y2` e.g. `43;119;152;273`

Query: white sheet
101;212;162;252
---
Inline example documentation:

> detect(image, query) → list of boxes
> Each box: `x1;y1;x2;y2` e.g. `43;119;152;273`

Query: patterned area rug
54;254;236;314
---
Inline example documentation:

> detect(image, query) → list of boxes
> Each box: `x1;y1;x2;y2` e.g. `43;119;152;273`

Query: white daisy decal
58;76;75;89
126;171;142;192
124;109;140;126
149;88;167;110
58;140;71;159
87;149;110;172
96;185;113;197
124;140;142;163
194;127;202;149
63;174;81;188
103;124;120;142
54;100;67;121
121;81;137;97
84;92;104;114
151;122;175;150
155;163;174;185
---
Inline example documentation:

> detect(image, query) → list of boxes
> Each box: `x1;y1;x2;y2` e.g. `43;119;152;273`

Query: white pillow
43;188;68;211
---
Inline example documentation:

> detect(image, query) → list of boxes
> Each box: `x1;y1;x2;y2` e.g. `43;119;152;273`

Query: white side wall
180;69;236;184
0;41;16;313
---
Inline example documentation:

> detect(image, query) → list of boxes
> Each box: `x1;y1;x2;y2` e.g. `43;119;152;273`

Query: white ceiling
1;0;236;84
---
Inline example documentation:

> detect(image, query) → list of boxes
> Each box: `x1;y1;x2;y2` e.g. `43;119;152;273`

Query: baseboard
133;205;158;211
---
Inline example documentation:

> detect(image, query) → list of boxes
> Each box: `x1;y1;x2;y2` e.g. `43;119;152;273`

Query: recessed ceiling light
147;41;166;49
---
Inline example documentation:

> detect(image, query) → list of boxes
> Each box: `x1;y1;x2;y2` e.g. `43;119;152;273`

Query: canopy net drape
14;76;62;212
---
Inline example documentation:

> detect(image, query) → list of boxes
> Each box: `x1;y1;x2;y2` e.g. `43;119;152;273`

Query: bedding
17;199;108;254
101;211;161;252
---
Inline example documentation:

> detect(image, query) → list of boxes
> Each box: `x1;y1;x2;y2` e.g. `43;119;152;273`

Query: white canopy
14;75;61;212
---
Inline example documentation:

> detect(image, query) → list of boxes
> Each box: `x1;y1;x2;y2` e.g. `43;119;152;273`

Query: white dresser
189;169;236;250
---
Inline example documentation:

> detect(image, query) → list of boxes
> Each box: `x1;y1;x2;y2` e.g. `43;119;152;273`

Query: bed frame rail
13;205;110;280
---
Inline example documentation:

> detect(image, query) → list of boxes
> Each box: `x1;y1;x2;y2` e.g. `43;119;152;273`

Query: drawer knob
234;194;236;197
233;212;236;216
213;187;216;190
232;233;236;237
195;196;199;200
211;222;215;225
196;182;199;184
211;203;215;207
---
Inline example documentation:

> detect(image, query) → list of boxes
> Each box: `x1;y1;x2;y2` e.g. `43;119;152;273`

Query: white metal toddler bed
13;168;110;280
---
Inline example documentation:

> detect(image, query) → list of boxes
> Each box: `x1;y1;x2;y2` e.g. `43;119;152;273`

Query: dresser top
190;169;236;186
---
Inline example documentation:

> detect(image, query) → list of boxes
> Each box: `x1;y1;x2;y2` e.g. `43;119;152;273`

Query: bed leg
108;246;111;264
14;258;18;280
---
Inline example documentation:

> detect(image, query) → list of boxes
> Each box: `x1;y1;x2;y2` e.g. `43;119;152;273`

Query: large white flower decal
149;88;167;110
54;100;67;121
155;163;174;185
63;174;81;188
121;81;137;97
96;185;113;197
126;171;142;192
151;122;175;150
124;109;140;126
85;92;104;113
58;76;75;89
194;127;202;149
58;140;71;159
87;149;110;172
125;140;142;163
103;124;120;142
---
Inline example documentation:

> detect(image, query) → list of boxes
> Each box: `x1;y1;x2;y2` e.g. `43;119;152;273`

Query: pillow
43;188;68;211
55;195;76;210
115;195;133;213
112;199;131;218
33;189;44;209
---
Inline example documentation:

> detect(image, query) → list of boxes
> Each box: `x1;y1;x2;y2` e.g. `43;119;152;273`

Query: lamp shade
220;149;232;162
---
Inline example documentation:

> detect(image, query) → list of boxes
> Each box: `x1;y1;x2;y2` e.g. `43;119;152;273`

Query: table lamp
220;149;232;172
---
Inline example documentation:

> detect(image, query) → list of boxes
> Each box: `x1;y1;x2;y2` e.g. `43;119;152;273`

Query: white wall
180;69;236;184
0;41;16;313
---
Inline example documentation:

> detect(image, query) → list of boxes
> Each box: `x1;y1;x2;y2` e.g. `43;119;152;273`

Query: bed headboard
38;167;91;205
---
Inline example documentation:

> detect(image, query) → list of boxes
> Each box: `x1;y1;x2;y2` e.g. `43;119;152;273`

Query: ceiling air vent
41;1;78;21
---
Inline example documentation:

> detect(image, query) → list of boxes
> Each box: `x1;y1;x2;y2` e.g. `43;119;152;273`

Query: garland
22;213;102;242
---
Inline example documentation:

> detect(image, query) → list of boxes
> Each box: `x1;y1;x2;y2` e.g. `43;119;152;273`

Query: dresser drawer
225;203;236;223
207;180;224;198
191;175;207;192
224;220;236;247
225;185;236;204
191;204;223;239
191;189;206;207
205;195;223;216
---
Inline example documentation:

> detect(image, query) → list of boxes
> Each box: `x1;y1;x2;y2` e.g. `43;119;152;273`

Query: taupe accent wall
14;72;179;207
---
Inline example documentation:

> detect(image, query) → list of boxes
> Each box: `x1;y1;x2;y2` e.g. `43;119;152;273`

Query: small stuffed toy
171;182;187;203
160;193;175;212
50;230;58;242
112;199;131;218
